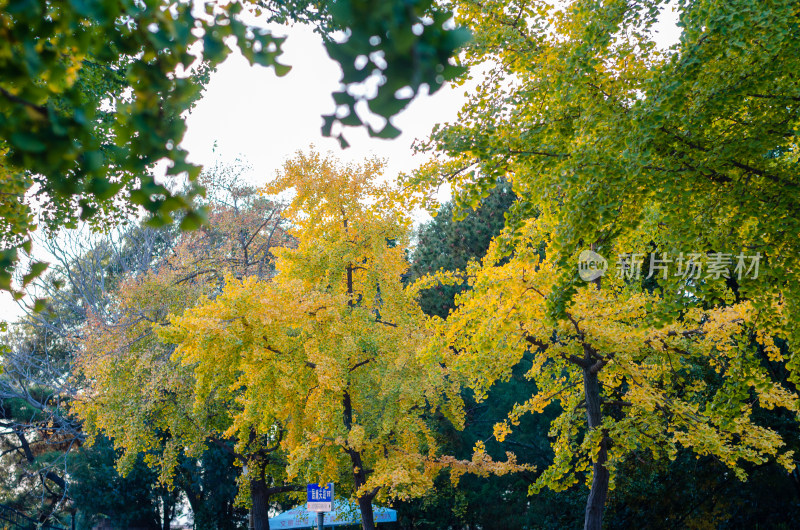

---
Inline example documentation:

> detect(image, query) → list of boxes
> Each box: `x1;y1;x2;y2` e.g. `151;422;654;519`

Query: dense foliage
3;1;799;529
155;152;472;530
1;166;285;528
403;0;800;527
0;0;469;298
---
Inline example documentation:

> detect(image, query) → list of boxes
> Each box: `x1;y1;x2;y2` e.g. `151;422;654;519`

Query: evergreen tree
409;179;515;318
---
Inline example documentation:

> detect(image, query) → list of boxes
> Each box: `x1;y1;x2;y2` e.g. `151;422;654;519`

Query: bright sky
181;23;468;185
0;24;468;323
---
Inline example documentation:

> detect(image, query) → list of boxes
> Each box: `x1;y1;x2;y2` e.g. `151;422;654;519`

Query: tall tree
1;164;285;525
427;238;797;529
405;1;800;527
404;182;800;530
162;151;475;530
71;167;295;530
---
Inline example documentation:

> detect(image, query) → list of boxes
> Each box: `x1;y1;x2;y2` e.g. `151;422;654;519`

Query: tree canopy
5;1;800;528
0;0;469;297
408;0;799;323
0;164;287;527
403;0;800;527
161;151;469;530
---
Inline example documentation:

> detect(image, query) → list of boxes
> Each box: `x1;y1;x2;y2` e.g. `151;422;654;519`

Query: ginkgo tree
70;168;296;530
162;151;469;530
403;0;800;528
421;226;799;530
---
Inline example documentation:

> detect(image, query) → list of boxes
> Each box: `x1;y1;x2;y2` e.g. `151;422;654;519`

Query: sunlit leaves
430;237;799;496
166;151;464;504
402;0;800;507
70;170;289;491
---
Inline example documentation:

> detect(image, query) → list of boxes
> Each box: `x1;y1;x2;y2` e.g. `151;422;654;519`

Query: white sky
181;24;468;184
0;24;468;323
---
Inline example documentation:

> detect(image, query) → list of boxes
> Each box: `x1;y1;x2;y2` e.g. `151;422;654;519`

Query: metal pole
317;511;325;530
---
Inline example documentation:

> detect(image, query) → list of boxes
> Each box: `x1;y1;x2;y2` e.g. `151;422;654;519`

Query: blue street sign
307;482;334;512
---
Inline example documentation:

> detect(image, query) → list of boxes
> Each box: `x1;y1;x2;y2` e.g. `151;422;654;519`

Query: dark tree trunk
14;428;67;490
251;478;271;530
177;464;203;519
583;365;609;530
791;468;800;503
347;445;378;530
342;390;378;530
356;493;376;530
342;242;377;530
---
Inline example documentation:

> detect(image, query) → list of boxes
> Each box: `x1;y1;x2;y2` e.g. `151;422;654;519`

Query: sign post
307;482;334;530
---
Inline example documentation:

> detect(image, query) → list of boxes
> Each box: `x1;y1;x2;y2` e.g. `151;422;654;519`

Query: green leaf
22;261;49;286
179;210;206;231
273;62;291;77
10;132;47;152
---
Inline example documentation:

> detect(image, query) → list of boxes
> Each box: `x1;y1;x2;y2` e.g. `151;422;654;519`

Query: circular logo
578;249;607;281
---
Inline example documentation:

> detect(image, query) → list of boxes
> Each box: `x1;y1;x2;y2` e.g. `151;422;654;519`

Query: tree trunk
251;478;271;530
356;494;376;530
791;467;800;503
583;365;609;530
343;391;377;530
343;253;376;530
161;491;173;530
